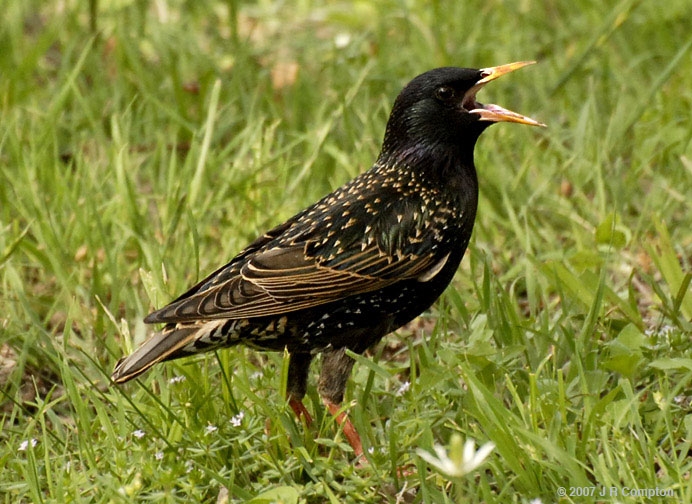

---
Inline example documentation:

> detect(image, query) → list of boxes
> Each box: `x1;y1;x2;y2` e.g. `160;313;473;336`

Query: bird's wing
145;193;449;323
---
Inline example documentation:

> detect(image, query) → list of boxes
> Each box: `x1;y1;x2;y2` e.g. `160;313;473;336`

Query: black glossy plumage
112;64;543;458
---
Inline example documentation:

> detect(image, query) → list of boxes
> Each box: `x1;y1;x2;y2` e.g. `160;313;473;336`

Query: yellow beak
465;61;546;127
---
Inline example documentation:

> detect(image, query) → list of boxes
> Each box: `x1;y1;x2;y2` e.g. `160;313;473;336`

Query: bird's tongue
470;103;546;126
464;61;546;127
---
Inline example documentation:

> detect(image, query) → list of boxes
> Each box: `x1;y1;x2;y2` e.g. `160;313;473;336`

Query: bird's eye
435;86;456;102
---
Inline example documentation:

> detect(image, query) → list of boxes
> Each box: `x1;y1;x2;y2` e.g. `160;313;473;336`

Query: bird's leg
289;398;313;425
318;348;364;460
323;398;364;459
287;352;314;425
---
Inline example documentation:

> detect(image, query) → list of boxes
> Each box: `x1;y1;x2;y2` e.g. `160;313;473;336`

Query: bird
112;62;544;460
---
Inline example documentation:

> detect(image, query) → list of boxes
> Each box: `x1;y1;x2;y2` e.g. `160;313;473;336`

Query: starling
112;62;544;459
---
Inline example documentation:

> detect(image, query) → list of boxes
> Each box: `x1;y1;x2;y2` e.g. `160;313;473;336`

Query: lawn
1;0;691;502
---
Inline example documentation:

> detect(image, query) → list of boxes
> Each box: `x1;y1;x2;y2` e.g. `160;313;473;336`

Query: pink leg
289;397;313;426
324;399;364;460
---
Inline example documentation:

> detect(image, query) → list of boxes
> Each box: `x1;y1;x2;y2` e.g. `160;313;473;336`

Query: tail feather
111;325;201;383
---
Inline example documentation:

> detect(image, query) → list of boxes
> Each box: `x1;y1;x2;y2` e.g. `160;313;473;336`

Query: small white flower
185;459;194;473
230;411;245;427
646;325;677;338
529;499;543;504
250;371;263;381
205;424;218;435
155;451;164;460
169;375;186;384
334;33;351;48
396;381;411;396
662;325;678;338
133;429;146;439
417;435;495;478
18;438;38;451
367;446;375;455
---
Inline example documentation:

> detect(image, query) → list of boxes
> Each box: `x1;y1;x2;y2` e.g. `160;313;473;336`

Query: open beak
463;61;546;127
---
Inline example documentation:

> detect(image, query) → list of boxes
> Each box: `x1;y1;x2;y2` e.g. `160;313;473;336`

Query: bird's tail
111;323;210;384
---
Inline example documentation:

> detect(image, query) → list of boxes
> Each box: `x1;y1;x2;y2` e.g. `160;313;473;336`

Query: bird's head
380;62;545;163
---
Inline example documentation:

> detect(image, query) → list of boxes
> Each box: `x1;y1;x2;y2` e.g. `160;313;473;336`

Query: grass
1;0;691;502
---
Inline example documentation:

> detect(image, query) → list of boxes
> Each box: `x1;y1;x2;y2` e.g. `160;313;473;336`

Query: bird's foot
324;399;364;460
288;397;367;466
396;463;417;477
288;397;313;426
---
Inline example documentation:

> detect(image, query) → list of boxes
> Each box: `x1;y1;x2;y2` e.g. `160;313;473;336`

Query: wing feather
145;189;447;323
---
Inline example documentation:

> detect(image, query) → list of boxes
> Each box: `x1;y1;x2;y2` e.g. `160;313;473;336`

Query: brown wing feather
144;188;446;324
145;241;437;323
